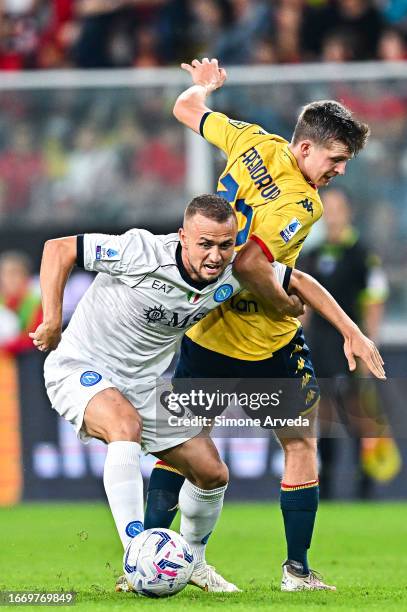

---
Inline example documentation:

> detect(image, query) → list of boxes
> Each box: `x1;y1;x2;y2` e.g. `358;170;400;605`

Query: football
123;528;195;597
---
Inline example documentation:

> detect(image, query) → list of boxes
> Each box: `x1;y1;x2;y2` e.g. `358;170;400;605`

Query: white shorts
43;352;202;454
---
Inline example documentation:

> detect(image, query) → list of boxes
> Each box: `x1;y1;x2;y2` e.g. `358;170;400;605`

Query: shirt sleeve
80;229;158;280
232;260;290;292
200;111;268;158
271;261;292;292
250;196;322;264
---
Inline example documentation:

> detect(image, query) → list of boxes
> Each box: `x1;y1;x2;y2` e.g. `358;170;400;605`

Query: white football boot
281;560;336;591
189;563;241;592
115;565;241;594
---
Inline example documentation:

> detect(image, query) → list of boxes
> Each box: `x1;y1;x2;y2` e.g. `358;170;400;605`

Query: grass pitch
1;502;406;611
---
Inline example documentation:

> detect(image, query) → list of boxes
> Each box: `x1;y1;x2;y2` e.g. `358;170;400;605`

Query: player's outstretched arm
173;58;227;133
289;269;386;380
29;236;77;352
233;240;305;317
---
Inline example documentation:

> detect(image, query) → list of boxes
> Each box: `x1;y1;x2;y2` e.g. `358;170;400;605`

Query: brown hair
184;194;236;224
292;100;370;155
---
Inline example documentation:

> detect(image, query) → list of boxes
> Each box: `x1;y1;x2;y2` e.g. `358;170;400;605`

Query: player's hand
343;328;386;380
29;321;62;352
284;294;305;317
180;58;227;92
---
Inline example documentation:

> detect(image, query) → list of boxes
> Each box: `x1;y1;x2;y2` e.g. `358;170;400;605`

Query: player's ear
178;227;186;248
300;140;312;158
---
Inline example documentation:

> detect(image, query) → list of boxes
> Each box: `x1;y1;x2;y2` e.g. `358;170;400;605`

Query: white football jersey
52;229;289;386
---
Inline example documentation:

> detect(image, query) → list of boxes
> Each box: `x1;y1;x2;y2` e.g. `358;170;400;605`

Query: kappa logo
228;119;250;129
144;305;167;324
297;198;314;217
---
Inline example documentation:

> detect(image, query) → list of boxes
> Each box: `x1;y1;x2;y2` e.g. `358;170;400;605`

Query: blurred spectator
272;0;302;64
36;0;78;69
377;27;407;61
301;189;401;499
73;0;166;68
250;37;277;64
379;0;407;32
0;123;46;220
183;0;230;60
0;0;405;69
115;113;145;181
54;123;122;219
0;250;42;355
132;25;161;67
213;0;272;64
302;0;385;61
134;125;185;187
0;0;42;69
334;81;407;141
0;304;20;344
321;30;357;62
73;0;129;68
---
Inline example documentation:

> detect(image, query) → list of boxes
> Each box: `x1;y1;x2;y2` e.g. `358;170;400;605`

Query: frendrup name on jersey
241;146;281;201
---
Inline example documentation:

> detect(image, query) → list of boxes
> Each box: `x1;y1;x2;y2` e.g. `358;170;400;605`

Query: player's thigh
84;387;142;443
154;436;228;489
44;355;129;444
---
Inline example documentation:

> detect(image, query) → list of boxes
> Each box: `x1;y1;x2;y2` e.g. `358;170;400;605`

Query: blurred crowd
1;76;407;260
1;0;407;71
0;1;406;320
0;88;186;225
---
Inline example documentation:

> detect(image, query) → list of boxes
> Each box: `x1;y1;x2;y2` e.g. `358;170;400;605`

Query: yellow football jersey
186;111;323;360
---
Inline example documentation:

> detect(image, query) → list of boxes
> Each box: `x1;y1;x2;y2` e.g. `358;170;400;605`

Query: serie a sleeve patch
280;218;302;243
95;246;121;261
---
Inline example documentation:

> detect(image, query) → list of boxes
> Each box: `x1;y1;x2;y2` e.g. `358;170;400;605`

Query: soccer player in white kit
30;193;383;593
31;194;295;592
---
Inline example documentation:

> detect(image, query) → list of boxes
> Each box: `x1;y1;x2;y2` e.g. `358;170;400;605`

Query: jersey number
217;174;253;246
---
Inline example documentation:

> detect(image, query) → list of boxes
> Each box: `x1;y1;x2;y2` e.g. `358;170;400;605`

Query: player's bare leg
151;436;240;592
276;415;336;591
84;388;145;550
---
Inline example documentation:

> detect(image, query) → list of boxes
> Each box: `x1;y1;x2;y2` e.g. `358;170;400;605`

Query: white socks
179;480;227;567
103;441;144;549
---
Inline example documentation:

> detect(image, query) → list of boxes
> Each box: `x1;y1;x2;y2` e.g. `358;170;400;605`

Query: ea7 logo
297;198;314;217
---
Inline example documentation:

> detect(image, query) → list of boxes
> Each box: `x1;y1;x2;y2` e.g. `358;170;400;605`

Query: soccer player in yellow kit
144;59;376;591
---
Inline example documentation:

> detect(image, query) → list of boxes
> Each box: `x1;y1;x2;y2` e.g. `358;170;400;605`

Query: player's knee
189;459;229;490
104;391;142;441
85;388;143;443
104;410;142;443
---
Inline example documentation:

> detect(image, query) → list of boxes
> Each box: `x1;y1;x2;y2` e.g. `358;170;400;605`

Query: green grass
1;502;407;610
